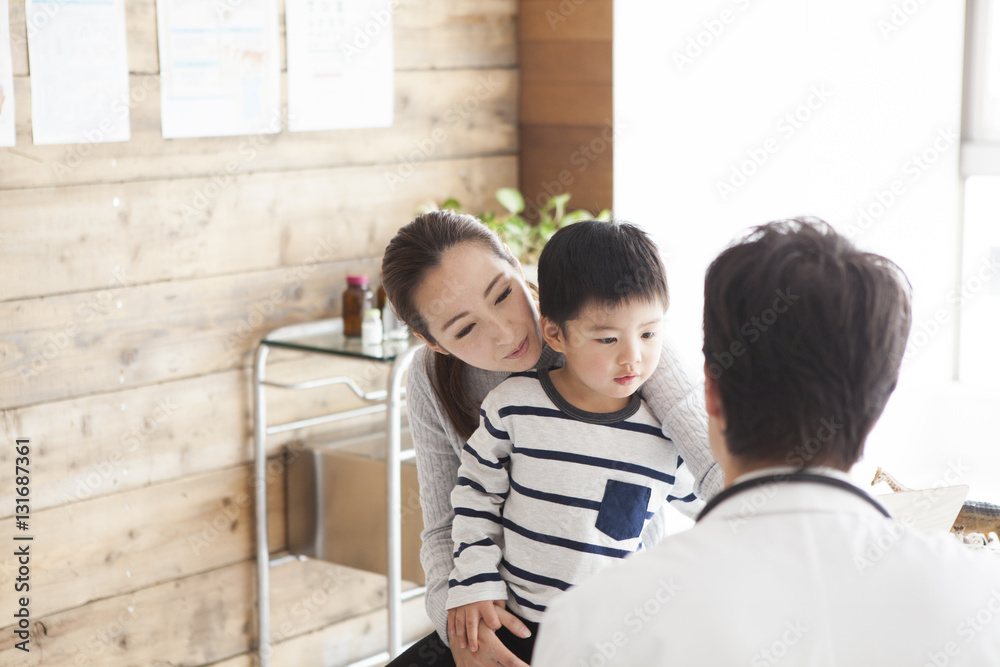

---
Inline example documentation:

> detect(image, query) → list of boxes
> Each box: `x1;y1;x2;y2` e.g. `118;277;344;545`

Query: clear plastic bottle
342;275;374;337
377;285;409;340
362;308;383;346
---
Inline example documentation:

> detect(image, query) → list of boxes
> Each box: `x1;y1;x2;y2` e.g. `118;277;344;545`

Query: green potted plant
419;188;612;272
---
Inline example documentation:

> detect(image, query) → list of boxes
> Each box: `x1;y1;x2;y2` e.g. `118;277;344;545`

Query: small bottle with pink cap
342;275;375;337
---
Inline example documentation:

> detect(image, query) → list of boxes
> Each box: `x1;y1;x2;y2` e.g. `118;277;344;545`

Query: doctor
533;219;1000;666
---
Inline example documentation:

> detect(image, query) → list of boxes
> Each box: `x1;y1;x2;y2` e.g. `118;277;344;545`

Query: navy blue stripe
449;572;504;588
509;477;600;511
612;420;670;438
511;446;676;485
480;411;511;440
508;370;539;379
462;443;508;470
503;517;632;559
509;477;653;519
668;492;698;503
677;455;685;468
501;559;572;592
496;405;670;439
454;538;496;558
457;476;508;499
509;587;548;612
454;507;503;525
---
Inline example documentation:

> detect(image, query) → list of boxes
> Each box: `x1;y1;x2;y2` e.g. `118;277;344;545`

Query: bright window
615;1;999;510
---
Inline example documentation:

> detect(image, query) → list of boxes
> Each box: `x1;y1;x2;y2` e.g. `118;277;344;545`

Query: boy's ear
540;317;565;353
412;331;449;356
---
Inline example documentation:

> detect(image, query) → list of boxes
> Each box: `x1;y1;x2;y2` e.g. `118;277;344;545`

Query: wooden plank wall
0;1;517;664
519;0;613;218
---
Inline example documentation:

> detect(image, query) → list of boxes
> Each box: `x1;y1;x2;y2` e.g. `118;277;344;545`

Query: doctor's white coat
533;469;1000;667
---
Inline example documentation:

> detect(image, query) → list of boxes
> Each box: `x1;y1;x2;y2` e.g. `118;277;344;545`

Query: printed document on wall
156;0;281;139
286;0;394;131
25;0;130;145
0;0;15;147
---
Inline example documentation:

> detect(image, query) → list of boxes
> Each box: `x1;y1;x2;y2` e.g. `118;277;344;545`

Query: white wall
616;1;1000;503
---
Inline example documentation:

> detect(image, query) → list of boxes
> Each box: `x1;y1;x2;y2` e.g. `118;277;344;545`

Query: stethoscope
696;470;891;522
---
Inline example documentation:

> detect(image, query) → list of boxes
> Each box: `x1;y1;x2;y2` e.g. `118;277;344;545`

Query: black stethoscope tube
696;471;892;522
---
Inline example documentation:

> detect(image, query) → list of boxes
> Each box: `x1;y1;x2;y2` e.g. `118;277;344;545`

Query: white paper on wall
286;0;394;132
25;0;131;146
0;0;15;147
156;0;281;139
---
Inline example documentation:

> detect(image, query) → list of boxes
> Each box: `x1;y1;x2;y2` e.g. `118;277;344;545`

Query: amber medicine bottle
342;275;374;337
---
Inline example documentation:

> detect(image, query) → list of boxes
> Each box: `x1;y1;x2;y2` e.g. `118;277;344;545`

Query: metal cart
253;317;424;666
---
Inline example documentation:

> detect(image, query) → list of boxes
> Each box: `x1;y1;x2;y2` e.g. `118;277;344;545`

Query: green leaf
495;188;525;215
440;198;462;211
561;210;593;226
596;209;613;222
503;219;528;240
505;214;527;230
550;193;571;223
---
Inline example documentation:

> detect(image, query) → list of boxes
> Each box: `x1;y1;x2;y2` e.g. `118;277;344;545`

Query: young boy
445;220;702;660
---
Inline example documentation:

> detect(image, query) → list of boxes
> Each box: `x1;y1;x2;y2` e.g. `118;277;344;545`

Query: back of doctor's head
703;218;912;470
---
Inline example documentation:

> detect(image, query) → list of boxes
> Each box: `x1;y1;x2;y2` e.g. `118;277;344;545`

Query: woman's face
413;242;543;373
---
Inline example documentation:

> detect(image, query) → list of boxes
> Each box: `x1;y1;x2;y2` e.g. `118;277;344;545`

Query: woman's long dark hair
381;210;519;440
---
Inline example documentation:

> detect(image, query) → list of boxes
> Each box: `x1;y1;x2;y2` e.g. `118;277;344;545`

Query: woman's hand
448;605;531;667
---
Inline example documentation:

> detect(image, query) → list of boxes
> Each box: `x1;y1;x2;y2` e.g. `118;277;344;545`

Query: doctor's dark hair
703;218;912;470
538;220;669;328
381;210;521;440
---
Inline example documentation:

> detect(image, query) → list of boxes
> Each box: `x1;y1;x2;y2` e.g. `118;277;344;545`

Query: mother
380;210;721;666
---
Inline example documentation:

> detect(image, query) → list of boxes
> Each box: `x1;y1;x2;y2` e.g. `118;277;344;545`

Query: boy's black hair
538;220;668;327
703;218;912;470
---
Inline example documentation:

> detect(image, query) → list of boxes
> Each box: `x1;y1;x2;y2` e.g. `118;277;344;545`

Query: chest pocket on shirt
595;479;652;541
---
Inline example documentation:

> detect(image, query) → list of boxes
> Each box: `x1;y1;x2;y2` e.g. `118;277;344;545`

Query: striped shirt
446;368;702;622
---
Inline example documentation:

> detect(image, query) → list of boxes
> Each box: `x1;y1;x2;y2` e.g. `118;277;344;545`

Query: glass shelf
262;317;419;361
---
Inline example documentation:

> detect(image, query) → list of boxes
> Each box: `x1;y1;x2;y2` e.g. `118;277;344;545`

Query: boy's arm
665;456;705;521
446;393;511;612
639;457;705;548
643;335;723;500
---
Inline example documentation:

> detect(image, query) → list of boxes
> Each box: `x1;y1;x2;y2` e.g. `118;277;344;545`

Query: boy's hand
449;600;531;652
